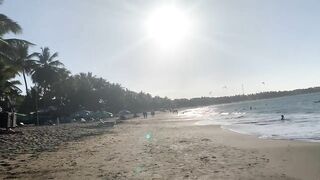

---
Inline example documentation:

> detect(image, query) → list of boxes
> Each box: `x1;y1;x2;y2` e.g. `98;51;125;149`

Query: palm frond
0;37;8;45
41;47;50;63
5;38;34;47
48;52;58;62
0;14;22;36
0;51;12;62
8;80;21;86
27;52;40;59
48;60;64;67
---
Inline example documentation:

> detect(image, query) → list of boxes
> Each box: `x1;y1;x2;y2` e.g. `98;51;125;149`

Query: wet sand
0;113;319;179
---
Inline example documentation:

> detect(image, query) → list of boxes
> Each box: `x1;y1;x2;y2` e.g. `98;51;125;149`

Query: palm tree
0;16;34;95
31;47;64;93
30;47;65;124
9;44;37;95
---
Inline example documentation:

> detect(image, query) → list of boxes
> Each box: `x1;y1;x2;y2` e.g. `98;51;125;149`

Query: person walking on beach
143;112;148;118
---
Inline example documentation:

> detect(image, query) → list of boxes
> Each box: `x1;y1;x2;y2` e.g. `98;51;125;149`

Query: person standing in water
281;115;285;120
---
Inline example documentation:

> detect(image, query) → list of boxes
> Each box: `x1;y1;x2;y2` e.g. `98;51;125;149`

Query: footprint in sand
0;162;10;167
200;156;210;163
178;140;188;143
201;138;211;142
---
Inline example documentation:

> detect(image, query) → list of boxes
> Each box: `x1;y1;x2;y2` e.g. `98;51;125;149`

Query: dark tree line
173;87;320;108
18;72;173;115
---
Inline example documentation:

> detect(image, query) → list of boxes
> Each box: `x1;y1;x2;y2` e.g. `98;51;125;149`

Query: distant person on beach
281;115;285;120
151;111;155;117
143;112;148;118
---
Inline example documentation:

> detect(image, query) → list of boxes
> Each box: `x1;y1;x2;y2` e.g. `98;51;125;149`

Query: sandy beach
1;112;319;180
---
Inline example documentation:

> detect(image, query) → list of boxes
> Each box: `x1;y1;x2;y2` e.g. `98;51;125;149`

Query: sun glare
145;6;191;48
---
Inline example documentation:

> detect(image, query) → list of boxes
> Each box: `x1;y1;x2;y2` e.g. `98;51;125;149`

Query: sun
145;6;191;48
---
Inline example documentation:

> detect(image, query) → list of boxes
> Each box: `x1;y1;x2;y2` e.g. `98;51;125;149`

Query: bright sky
2;0;320;98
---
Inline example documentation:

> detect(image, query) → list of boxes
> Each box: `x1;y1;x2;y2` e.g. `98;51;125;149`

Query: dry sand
0;113;319;180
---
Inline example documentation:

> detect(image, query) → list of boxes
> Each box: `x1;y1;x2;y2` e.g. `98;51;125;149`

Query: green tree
31;47;64;94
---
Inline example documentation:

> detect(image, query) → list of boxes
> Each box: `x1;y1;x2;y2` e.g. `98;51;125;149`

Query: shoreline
219;124;320;143
1;113;319;179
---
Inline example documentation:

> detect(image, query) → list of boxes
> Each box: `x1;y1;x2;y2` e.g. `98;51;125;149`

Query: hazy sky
2;0;320;98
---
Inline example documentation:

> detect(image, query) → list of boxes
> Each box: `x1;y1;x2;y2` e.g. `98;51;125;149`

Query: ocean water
180;92;320;142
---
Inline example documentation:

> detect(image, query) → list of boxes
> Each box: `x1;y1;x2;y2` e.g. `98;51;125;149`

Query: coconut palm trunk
35;84;39;125
22;69;28;95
